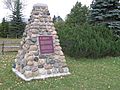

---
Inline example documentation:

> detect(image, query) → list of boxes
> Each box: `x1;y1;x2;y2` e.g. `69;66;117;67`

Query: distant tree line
0;0;26;38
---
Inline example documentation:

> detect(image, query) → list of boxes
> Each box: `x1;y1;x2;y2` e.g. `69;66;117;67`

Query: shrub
57;23;120;58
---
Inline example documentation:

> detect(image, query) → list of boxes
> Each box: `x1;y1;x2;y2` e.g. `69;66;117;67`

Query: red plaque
38;36;54;54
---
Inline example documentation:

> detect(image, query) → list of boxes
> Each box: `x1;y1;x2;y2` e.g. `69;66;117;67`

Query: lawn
0;52;120;90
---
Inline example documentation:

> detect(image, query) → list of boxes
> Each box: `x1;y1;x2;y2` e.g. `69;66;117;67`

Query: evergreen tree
90;0;120;37
0;18;9;38
4;0;26;38
66;2;89;27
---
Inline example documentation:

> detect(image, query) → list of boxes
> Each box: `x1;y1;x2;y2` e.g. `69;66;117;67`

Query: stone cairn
12;3;70;81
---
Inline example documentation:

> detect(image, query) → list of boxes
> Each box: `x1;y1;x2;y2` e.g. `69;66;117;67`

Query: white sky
0;0;92;22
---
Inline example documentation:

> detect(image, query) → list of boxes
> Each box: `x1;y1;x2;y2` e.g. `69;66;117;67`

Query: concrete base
12;68;71;81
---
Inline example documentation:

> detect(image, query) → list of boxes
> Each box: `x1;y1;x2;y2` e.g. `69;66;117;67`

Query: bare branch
3;0;14;11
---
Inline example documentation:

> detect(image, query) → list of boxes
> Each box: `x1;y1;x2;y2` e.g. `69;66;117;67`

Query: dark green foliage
54;21;65;31
58;23;120;58
66;2;89;27
90;0;120;36
8;0;26;38
0;18;9;38
3;0;26;38
55;1;120;58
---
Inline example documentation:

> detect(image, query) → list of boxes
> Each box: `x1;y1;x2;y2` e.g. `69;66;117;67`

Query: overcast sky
0;0;92;22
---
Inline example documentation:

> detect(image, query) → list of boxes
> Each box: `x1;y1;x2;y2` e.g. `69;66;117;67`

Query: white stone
55;46;62;51
39;68;47;75
38;59;46;65
27;61;34;66
63;67;69;73
59;51;64;56
33;61;38;67
52;31;57;35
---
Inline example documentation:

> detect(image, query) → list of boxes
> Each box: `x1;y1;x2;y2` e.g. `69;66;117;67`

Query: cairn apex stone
33;3;48;7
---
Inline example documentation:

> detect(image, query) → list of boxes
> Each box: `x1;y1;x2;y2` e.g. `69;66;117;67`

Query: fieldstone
44;64;53;69
21;63;25;69
31;34;38;38
49;60;56;64
23;44;30;50
24;53;32;60
54;51;60;55
16;60;22;65
46;26;51;29
52;68;58;74
60;59;66;63
19;55;24;60
34;57;39;62
32;70;39;76
23;66;32;71
27;31;32;36
55;39;60;43
58;68;64;73
26;40;35;45
29;51;39;56
33;12;39;15
25;35;30;39
20;67;25;74
38;65;44;68
52;27;55;30
59;51;64;56
53;63;59;68
38;59;46;65
59;56;65;60
29;45;38;51
55;46;62;51
24;71;33;78
39;68;47;75
34;19;39;22
63;67;69;73
20;41;24;45
27;61;34;66
47;31;51;35
26;56;34;61
53;55;59;60
31;37;37;43
15;59;17;63
33;61;38;66
47;69;51;74
32;66;38;72
18;50;23;55
55;42;60;46
53;35;59;39
52;31;57;35
15;64;20;71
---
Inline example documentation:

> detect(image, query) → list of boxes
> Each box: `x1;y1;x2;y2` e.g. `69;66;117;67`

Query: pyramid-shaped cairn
12;3;70;81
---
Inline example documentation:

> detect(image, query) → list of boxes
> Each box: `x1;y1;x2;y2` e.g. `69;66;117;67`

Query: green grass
0;53;120;90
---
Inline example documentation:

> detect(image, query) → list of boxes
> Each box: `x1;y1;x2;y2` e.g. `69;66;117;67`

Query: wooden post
2;41;4;55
